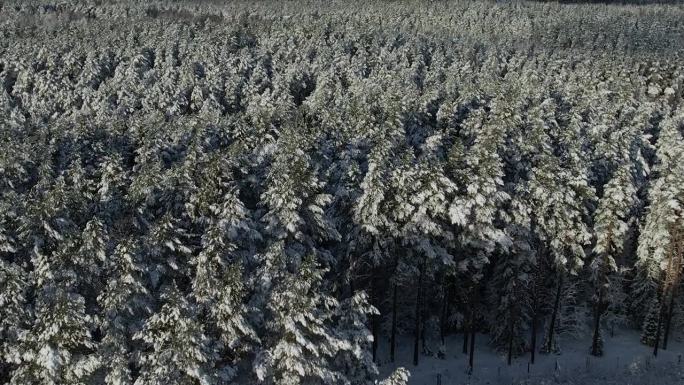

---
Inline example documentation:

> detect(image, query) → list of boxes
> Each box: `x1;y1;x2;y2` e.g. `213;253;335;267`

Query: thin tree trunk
530;242;543;364
463;304;469;355
390;282;398;363
530;272;539;365
591;289;604;356
468;288;478;371
421;284;427;354
530;293;538;364
662;288;676;350
469;315;476;371
653;300;664;357
507;306;514;366
462;327;469;354
440;279;449;346
662;224;682;352
545;271;564;353
390;245;400;363
346;247;357;298
371;266;379;363
413;259;424;366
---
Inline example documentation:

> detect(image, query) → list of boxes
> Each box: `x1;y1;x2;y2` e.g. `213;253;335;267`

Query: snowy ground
376;329;684;385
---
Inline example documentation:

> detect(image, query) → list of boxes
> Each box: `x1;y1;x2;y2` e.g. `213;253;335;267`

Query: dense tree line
1;1;683;384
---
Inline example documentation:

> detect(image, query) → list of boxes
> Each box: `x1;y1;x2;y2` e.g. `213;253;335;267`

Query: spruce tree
640;297;661;347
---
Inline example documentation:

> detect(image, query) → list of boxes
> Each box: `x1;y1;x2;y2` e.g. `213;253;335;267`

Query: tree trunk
530;306;537;364
462;306;469;355
468;288;478;371
653;300;664;357
413;259;424;366
440;279;449;346
507;305;514;365
662;287;676;350
390;245;401;363
347;249;356;297
421;285;427;354
530;310;537;365
590;289;604;356
545;271;564;353
390;282;398;363
469;318;476;371
371;266;379;363
462;323;469;354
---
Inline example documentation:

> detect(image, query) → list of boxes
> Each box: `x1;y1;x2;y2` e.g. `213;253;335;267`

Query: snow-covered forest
0;1;683;384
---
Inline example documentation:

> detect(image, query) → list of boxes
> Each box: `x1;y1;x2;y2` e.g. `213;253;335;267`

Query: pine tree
488;196;534;364
97;239;152;385
255;256;376;385
11;285;97;385
446;96;511;369
146;214;193;290
333;292;379;384
0;260;28;383
392;157;455;365
134;284;224;385
590;164;638;356
77;218;109;293
209;264;259;366
10;166;100;384
188;155;260;357
259;124;338;266
634;112;684;350
488;85;534;365
521;95;593;355
352;130;401;363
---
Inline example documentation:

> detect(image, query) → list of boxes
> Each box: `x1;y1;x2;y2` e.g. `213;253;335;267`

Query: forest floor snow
376;329;684;385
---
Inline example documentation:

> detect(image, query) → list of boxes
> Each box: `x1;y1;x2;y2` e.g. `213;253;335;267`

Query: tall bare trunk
530;308;537;364
413;258;424;366
390;282;398;362
468;288;478;371
663;227;681;350
462;290;470;355
390;246;400;363
462;318;469;354
371;266;379;363
468;318;476;370
545;271;564;353
440;279;449;346
507;306;514;365
530;281;538;364
591;289;604;356
662;289;674;350
653;301;663;357
421;286;427;354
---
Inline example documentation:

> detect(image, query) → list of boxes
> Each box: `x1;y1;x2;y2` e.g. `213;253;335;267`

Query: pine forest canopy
0;0;683;384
